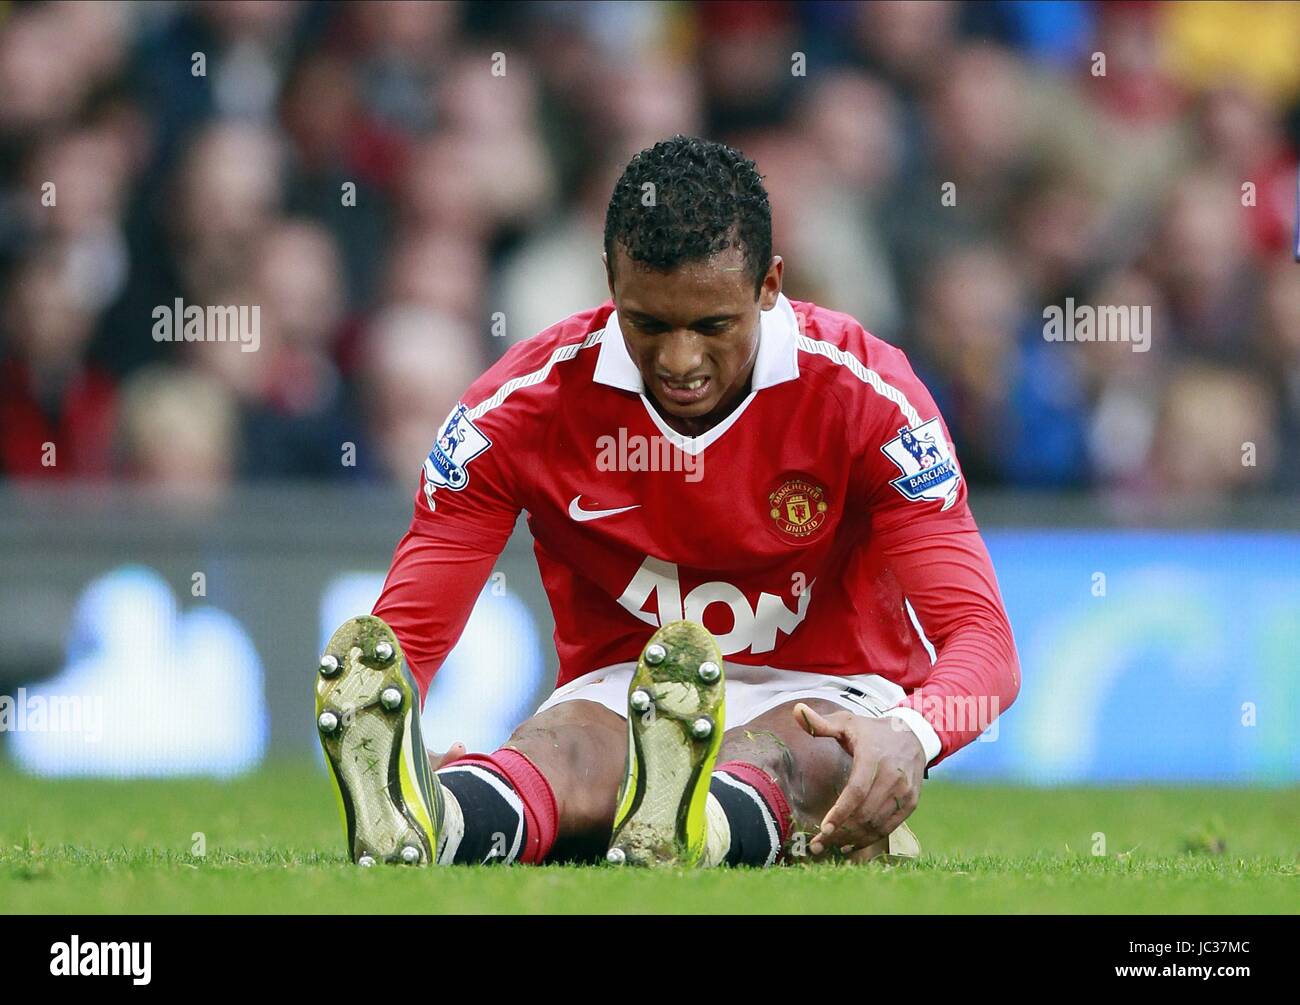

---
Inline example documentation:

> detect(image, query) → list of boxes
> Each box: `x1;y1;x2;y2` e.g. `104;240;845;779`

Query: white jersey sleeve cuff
882;706;942;765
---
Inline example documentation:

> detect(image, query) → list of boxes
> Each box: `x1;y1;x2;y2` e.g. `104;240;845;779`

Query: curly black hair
603;135;772;297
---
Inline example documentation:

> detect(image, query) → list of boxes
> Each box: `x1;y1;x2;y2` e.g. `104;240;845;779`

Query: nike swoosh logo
568;495;640;522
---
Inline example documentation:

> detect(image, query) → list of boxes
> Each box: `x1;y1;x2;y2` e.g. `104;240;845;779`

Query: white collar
593;292;801;394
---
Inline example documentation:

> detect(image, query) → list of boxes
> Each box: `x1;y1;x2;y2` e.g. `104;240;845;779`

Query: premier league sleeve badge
880;418;962;510
422;403;493;510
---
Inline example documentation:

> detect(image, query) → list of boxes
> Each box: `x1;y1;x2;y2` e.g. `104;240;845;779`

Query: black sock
436;764;527;864
710;770;782;866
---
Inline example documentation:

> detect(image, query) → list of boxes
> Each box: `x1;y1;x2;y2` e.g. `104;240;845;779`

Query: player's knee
509;700;621;763
718;727;794;783
506;701;625;826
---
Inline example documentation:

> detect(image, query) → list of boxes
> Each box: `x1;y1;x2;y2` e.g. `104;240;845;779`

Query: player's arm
371;400;525;702
877;525;1020;764
801;347;1020;855
801;523;1018;855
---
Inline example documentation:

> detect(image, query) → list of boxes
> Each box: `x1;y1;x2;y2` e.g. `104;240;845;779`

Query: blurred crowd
1;0;1298;508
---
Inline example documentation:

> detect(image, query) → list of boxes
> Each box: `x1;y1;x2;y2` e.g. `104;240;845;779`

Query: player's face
605;244;783;435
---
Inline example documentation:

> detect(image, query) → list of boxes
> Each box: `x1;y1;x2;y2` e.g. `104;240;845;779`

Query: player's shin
699;761;792;867
433;747;558;864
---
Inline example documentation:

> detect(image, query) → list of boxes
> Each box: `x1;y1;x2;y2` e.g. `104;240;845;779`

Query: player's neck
651;374;753;438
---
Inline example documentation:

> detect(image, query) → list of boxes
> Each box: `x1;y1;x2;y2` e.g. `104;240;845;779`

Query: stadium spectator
0;0;1295;502
359;305;483;483
0;250;116;478
117;363;238;507
1147;363;1278;500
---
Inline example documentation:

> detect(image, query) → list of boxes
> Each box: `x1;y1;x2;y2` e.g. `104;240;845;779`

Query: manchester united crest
767;477;829;539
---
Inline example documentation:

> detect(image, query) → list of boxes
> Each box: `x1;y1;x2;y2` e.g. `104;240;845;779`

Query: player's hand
427;741;466;771
792;703;925;857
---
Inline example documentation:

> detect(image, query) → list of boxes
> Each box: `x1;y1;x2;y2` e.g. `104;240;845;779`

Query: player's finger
846;776;916;853
428;741;466;770
811;756;879;852
836;802;912;859
792;702;849;744
822;753;912;853
825;815;883;856
878;781;919;836
837;771;909;848
855;762;904;832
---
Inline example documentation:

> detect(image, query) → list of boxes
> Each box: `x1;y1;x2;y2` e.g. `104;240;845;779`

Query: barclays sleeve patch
422;403;492;511
880;418;962;510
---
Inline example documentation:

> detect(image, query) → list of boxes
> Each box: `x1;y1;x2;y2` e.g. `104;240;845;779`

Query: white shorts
535;661;909;732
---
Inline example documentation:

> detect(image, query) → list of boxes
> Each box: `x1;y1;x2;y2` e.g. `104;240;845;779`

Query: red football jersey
374;294;1019;764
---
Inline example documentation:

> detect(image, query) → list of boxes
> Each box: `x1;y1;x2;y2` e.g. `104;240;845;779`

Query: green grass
1;761;1295;913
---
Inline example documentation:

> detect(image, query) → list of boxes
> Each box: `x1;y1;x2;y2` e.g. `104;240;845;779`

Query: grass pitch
0;760;1295;914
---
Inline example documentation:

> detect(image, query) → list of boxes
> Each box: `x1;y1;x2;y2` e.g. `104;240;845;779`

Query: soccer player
314;136;1020;868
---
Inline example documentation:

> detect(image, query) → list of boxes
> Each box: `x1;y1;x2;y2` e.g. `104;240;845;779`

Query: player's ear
602;252;615;299
758;255;783;309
